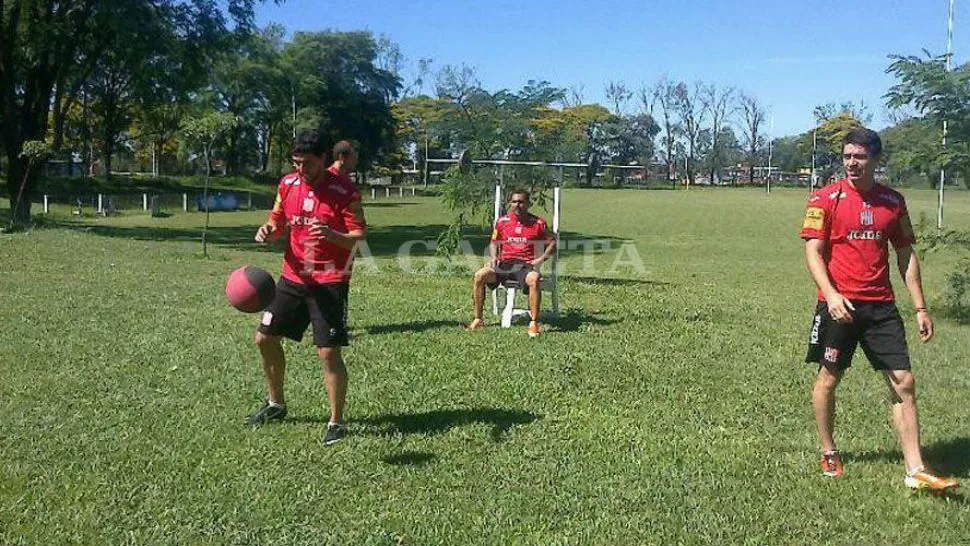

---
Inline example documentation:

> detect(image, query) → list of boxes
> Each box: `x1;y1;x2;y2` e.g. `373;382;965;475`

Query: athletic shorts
486;259;535;291
258;278;349;347
805;301;910;371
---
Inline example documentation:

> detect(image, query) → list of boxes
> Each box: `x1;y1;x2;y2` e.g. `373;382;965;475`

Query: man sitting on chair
468;188;557;337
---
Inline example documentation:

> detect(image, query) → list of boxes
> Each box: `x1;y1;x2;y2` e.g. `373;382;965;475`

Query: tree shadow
844;436;970;477
358;319;462;335
356;407;539;443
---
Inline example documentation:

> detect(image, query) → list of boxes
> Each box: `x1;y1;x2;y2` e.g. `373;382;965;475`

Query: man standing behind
250;129;367;446
468;189;556;337
330;140;358;177
800;128;958;491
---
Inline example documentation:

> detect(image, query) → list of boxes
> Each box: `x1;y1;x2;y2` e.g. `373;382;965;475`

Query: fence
27;185;431;216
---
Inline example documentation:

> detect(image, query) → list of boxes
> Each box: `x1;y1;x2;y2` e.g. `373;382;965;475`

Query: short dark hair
843;128;882;157
333;140;355;158
509;188;530;202
293;130;329;157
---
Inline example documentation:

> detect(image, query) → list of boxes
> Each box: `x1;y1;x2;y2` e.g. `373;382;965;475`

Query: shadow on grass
845;436;970;477
359;319;462;335
381;451;436;466
552;308;622;332
935;304;970;326
356;407;539;443
564;275;672;288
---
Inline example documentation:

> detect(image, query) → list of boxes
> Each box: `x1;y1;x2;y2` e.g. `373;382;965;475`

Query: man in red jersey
801;128;957;491
329;140;357;176
249;130;367;446
468;189;556;337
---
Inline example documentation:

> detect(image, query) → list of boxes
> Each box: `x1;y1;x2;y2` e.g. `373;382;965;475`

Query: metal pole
810;127;818;192
423;131;429;187
939;0;955;229
291;83;296;140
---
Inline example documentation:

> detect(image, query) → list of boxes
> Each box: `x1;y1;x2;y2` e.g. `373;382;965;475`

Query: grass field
2;187;970;545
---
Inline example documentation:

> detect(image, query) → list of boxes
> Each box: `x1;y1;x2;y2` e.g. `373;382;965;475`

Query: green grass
2;187;970;545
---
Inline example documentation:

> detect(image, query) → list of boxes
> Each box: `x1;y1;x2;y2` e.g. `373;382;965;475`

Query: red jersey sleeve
341;192;366;233
889;197;915;249
267;178;289;228
799;191;832;241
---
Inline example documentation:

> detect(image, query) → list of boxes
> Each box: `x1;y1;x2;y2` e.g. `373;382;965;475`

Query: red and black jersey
492;213;551;262
267;170;365;285
800;179;915;302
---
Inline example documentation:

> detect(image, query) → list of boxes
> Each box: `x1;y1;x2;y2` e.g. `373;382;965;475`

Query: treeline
2;1;964;226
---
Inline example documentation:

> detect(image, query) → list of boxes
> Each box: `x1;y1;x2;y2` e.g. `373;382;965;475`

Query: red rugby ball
225;266;276;313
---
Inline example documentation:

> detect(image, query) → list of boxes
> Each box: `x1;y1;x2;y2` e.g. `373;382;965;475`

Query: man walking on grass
800;127;958;491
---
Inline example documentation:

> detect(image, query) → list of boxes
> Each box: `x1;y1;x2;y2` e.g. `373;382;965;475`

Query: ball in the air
225;266;276;313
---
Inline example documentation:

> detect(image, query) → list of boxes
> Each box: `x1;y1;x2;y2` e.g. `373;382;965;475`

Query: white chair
491;185;561;327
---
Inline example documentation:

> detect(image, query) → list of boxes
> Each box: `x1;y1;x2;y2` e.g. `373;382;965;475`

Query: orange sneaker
467;318;484;330
821;450;843;477
904;467;959;491
527;321;540;338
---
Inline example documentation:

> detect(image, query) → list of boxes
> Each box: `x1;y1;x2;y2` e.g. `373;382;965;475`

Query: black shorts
805;301;910;371
486;260;535;291
258;278;349;347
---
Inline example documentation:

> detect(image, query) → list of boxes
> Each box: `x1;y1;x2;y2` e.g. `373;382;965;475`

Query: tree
673;82;705;185
886;52;970;186
701;84;735;184
604;81;632;116
645;78;680;183
739;92;767;184
0;0;271;225
180;111;238;257
881;117;941;187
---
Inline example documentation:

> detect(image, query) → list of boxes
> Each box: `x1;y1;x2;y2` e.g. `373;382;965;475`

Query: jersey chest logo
860;210;874;227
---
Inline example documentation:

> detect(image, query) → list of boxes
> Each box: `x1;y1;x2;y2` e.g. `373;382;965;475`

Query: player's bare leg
526;271;541;337
470;267;495;329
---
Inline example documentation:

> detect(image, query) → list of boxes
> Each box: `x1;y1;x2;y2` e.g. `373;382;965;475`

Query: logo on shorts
810;314;822;344
261;312;273;326
860;210;874;226
824;347;840;363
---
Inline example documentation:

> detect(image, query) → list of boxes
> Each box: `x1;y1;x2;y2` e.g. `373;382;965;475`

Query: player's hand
917;310;934;343
486;257;498;271
255;223;276;243
826;292;855;323
529;258;543;268
308;221;333;242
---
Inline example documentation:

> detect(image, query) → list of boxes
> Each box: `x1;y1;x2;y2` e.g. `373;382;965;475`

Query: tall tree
645;78;680;183
673;81;705;185
739;92;766;184
701;84;735;184
604;81;631;116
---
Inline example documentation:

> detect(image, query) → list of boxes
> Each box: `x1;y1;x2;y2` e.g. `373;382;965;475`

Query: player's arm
312;198;366;250
805;238;854;323
531;232;557;267
255;188;287;242
895;244;934;343
486;224;501;268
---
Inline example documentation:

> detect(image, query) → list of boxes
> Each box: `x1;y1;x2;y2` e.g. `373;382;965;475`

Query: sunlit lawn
2;187;969;545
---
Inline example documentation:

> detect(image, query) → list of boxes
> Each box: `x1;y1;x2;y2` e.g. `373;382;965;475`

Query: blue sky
254;0;966;138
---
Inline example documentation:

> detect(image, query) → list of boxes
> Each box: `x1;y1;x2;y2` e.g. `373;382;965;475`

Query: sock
268;400;285;408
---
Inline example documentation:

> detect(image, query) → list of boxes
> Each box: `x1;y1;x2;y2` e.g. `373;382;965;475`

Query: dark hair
293;130;329;157
843;128;882;157
509;188;530;202
332;140;355;158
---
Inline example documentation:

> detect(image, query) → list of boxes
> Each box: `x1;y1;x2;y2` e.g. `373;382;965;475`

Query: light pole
810;126;818;193
938;0;955;229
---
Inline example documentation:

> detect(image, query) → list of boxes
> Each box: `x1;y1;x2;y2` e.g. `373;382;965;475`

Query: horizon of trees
2;2;964;225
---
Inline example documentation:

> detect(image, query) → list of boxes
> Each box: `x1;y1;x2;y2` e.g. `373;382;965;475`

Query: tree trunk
6;153;32;226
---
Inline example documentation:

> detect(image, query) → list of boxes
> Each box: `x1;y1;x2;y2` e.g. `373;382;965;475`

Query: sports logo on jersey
303;196;315;212
824;347;840;363
860;210;874;226
809;195;821;203
515;226;523;234
803;207;825;230
283;174;301;186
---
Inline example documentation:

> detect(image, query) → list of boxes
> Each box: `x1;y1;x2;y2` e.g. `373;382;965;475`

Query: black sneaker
323;422;347;445
245;402;287;425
